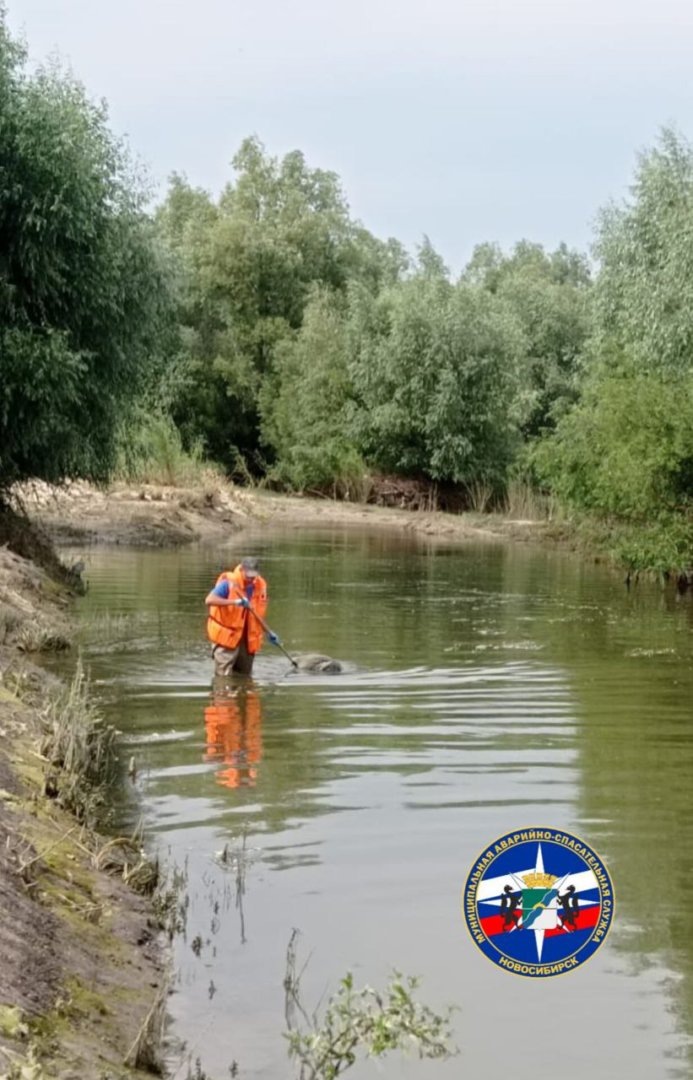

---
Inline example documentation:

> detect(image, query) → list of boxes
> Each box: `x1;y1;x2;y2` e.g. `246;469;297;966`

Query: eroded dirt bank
14;480;257;548
15;480;550;550
0;543;166;1079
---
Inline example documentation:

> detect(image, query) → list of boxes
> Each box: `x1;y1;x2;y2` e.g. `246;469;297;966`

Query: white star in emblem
516;844;571;962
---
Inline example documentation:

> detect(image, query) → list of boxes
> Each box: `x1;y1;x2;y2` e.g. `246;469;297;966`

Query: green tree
529;129;693;573
0;11;172;492
595;127;693;374
260;288;363;494
464;241;593;436
532;362;693;519
156;138;406;474
347;245;526;489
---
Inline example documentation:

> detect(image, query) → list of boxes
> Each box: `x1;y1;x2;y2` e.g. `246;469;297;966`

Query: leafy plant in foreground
284;932;456;1079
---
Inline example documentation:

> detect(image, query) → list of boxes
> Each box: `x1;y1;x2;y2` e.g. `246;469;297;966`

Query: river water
63;524;693;1078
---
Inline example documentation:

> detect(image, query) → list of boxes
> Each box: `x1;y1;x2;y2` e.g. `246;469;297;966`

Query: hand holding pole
232;585;298;668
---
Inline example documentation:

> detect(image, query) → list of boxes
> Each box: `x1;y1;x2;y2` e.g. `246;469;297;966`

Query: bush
283;930;455;1080
531;368;693;519
115;411;223;487
609;515;693;576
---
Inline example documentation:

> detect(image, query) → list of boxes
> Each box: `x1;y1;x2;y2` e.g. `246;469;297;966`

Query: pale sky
7;0;693;268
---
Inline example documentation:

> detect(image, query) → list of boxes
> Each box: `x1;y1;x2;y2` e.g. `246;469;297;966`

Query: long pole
231;584;299;669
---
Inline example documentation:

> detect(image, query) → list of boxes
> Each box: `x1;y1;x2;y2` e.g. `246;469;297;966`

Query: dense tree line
4;5;693;569
151;128;693;569
157;143;592;495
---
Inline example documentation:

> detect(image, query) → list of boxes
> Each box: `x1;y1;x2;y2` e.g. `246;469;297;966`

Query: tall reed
40;659;119;827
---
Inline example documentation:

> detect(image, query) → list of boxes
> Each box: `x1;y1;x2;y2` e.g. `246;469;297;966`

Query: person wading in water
205;556;277;676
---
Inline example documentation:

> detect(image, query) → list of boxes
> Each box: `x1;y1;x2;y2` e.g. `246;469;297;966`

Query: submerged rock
292;653;343;674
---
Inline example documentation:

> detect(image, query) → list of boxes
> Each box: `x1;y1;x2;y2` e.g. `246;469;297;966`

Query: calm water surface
65;525;693;1078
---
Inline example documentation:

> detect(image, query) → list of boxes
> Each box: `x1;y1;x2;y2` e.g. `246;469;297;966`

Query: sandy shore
249;489;550;544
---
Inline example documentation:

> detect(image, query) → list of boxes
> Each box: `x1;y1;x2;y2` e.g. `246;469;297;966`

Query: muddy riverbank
0;541;166;1079
13;480;257;548
15;480;551;550
250;489;551;544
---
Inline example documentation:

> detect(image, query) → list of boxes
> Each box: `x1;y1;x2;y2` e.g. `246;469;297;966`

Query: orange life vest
206;566;268;654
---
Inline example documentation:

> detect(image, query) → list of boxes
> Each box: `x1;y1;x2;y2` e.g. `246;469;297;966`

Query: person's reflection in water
204;681;262;789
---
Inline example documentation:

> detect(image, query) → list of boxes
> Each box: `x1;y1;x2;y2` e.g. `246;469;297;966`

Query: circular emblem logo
462;828;614;977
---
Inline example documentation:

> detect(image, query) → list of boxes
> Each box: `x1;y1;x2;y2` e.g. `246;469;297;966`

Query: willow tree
0;10;172;493
464;240;593;437
531;130;693;568
347;245;527;491
260;287;363;493
595;128;693;374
